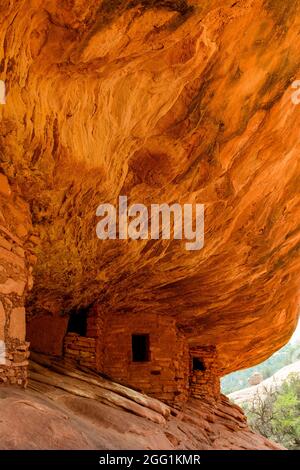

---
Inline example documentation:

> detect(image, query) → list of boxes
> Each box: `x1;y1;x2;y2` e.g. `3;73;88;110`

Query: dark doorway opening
67;308;88;336
192;357;206;371
132;334;150;362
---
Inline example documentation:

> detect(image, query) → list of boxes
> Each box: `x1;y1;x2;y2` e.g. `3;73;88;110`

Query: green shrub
244;374;300;449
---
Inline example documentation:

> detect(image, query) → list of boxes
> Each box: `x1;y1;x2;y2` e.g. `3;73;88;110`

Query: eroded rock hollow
0;0;300;448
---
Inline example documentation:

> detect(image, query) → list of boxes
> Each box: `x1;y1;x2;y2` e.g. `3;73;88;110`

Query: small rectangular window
132;334;150;362
193;357;205;371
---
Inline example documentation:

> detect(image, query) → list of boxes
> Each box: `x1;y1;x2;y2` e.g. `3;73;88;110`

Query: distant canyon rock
229;360;300;406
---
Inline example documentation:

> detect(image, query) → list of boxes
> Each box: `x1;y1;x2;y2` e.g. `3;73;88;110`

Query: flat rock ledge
0;354;283;450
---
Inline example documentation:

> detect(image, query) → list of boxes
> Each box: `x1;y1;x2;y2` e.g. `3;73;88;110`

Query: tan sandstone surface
0;355;282;450
0;0;300;449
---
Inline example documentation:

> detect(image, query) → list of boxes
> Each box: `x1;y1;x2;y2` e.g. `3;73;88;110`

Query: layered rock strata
0;354;283;450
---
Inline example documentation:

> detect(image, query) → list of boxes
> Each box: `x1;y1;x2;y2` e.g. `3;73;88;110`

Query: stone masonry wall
101;312;190;407
189;345;220;402
61;306;221;407
63;307;102;370
0;173;35;386
64;332;96;369
86;304;106;371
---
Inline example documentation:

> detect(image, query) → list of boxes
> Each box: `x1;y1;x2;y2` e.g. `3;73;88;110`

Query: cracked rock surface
0;355;283;450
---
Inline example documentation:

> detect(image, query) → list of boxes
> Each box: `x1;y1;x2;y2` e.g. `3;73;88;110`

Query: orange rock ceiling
0;0;299;375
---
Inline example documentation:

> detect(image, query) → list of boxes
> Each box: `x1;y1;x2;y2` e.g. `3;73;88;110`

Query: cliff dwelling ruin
28;304;221;407
0;0;300;451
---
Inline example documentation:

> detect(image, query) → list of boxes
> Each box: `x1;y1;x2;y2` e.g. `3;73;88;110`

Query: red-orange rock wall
26;314;69;357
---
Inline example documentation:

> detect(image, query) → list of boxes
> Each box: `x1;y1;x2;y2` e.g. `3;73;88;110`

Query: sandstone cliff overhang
0;0;299;382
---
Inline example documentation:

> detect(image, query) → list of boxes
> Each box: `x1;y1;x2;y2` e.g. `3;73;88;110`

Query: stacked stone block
100;312;190;407
0;173;34;386
64;332;96;369
190;345;220;402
